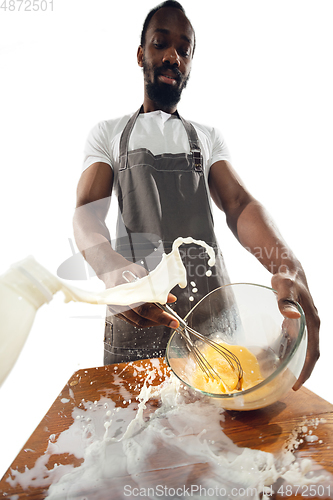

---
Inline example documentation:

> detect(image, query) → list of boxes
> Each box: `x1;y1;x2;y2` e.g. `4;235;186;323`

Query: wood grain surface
1;358;332;499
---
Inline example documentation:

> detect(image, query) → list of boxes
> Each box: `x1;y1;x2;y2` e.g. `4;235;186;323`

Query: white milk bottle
0;256;61;385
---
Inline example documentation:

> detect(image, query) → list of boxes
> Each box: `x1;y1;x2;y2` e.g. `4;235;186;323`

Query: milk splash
6;361;331;500
0;237;214;386
61;236;215;306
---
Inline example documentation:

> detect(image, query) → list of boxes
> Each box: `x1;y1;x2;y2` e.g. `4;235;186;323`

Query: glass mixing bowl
166;283;307;411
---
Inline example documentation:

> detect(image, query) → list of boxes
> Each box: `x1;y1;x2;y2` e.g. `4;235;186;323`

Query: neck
142;95;178;114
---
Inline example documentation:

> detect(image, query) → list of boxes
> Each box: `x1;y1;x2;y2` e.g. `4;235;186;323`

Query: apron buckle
119;154;127;171
192;149;202;172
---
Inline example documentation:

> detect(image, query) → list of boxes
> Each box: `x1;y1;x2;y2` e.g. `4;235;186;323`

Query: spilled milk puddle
4;360;333;500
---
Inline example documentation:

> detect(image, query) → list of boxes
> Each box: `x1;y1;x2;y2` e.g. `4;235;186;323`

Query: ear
137;46;144;68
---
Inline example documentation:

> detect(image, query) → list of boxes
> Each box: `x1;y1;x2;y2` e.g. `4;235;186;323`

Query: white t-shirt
83;110;231;189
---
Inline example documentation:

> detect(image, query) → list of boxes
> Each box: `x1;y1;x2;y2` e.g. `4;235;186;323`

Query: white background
0;0;332;479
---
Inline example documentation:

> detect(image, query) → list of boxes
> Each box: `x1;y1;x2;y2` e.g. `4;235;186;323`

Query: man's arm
73;162;179;329
208;160;320;390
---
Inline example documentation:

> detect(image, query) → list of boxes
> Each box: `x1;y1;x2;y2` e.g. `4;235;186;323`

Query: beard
142;57;190;109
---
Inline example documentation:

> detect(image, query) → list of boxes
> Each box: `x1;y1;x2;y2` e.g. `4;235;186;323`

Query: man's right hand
109;292;180;329
105;261;180;330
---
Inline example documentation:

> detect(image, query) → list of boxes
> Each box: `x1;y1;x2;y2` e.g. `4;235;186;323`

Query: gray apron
104;107;231;364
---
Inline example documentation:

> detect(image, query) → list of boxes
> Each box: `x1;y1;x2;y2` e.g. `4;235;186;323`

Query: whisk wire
121;270;243;389
157;302;243;388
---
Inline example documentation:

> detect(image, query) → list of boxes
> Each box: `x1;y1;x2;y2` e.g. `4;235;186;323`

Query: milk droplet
305;434;318;443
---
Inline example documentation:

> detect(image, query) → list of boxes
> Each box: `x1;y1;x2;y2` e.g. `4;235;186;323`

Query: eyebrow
153;28;193;45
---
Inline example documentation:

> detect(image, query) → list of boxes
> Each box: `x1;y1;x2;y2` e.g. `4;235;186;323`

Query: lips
158;74;177;85
155;67;181;86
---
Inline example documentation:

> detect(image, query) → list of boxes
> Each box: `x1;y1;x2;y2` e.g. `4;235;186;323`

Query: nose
162;46;180;67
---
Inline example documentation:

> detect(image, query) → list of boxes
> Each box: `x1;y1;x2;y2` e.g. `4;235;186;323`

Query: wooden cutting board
1;358;332;499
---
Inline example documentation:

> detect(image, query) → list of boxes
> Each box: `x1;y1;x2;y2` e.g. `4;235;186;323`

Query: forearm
209;160;319;388
73;204;178;329
73;205;135;288
73;162;177;329
230;199;303;278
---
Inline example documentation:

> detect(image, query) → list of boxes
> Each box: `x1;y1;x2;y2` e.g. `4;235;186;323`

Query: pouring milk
0;237;215;385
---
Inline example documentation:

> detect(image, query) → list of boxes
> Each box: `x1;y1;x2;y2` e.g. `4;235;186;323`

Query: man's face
138;7;194;111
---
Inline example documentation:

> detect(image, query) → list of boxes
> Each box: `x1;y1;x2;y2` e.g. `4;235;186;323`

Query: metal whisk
122;271;243;391
157;302;243;391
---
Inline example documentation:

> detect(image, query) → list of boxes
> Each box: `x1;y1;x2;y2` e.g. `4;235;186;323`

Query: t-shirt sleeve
210;127;232;166
82;122;112;171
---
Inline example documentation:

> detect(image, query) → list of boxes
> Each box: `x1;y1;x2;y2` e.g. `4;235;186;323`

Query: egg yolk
191;342;264;394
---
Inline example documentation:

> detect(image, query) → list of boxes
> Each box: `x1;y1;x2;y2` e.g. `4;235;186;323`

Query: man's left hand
271;269;320;390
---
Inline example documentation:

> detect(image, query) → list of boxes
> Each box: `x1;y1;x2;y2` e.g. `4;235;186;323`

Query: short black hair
140;1;195;52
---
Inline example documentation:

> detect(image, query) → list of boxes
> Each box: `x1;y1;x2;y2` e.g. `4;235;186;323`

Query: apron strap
119;106;203;172
177;112;203;172
119;107;142;171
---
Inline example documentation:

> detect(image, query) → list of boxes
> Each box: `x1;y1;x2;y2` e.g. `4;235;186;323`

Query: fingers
271;270;320;390
111;301;179;330
271;273;301;319
167;293;177;304
107;261;180;329
292;335;320;390
292;292;320;390
135;302;179;329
